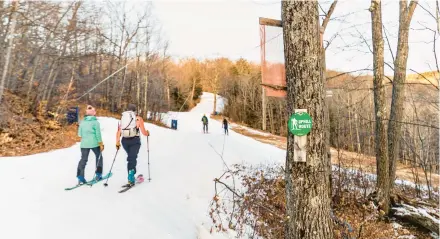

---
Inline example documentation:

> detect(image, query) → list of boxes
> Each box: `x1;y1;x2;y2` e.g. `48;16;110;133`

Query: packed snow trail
0;93;285;239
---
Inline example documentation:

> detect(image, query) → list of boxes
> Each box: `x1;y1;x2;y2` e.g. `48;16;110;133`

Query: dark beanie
127;104;136;112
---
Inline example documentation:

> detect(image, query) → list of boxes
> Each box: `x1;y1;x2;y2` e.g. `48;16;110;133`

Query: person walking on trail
77;105;104;185
222;118;229;135
115;104;150;186
201;114;209;133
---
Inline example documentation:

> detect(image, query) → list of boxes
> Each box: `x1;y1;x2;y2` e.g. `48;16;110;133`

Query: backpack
120;111;138;138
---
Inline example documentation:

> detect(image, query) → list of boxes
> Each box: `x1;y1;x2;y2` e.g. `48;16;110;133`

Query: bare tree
0;0;18;103
388;0;419;191
370;0;390;214
283;1;332;238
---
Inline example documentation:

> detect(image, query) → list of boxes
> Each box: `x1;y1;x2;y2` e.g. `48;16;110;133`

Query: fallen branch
391;204;439;234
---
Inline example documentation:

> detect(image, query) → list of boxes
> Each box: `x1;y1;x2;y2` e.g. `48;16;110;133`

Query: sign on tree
288;111;312;136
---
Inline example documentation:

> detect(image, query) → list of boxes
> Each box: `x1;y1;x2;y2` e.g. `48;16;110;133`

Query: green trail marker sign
288;111;312;136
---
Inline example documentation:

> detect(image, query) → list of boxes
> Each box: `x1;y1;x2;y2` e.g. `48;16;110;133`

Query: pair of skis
64;172;113;191
64;173;145;193
117;174;145;193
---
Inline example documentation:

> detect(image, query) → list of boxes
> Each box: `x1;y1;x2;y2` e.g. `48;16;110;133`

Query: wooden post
259;17;282;27
260;24;267;131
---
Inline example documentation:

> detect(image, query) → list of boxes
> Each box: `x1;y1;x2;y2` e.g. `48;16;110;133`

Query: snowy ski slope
0;92;285;239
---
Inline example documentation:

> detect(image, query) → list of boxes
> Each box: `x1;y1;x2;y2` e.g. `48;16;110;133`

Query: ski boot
122;170;136;188
94;173;102;181
77;176;87;185
136;174;144;183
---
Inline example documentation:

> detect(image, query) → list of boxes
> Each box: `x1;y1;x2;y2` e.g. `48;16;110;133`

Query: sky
151;0;439;76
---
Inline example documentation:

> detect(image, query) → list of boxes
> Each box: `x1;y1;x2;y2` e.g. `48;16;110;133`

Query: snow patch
398;235;417;239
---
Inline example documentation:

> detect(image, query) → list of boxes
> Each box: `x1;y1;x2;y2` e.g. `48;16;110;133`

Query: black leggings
121;137;141;174
77;147;102;177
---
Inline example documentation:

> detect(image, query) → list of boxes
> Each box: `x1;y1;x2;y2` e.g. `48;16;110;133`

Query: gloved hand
116;141;121;150
99;142;104;152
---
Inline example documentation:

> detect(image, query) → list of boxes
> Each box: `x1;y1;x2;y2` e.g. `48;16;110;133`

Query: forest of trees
0;0;439;237
0;0;437;186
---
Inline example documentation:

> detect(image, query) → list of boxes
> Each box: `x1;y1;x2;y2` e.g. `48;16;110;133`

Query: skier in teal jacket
76;105;104;184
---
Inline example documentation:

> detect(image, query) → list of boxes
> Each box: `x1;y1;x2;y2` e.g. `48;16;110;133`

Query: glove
116;141;121;150
99;142;104;152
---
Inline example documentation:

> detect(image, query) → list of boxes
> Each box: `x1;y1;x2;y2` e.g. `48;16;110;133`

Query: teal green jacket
78;116;102;148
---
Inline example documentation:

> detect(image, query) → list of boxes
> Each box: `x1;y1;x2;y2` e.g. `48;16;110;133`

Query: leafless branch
321;0;338;31
409;69;439;90
356;28;373;54
214;178;284;219
383;25;395;62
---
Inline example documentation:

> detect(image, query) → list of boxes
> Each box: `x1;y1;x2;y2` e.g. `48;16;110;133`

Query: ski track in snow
0;93;285;239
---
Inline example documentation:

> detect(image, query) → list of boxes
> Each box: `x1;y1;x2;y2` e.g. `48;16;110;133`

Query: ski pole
147;136;151;182
103;149;119;187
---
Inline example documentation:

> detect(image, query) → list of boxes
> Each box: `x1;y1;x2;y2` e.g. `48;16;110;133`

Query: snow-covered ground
0;92;285;239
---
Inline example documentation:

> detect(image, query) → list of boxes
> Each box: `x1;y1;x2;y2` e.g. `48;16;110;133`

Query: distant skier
222;118;229;135
76;105;104;185
201;114;209;133
115;104;150;187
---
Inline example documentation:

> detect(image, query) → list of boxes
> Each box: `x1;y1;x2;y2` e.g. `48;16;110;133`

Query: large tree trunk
320;0;338;201
388;0;418;191
0;0;18;103
370;0;391;214
282;1;332;238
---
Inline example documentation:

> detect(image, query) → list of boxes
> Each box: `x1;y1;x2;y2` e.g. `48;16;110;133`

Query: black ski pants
77;147;102;177
121;136;141;174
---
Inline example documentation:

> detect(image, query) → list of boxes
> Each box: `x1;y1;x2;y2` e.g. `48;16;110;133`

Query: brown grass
0;93;169;157
0;91;80;157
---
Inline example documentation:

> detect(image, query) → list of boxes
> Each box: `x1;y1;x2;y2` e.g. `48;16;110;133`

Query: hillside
0;91;80;156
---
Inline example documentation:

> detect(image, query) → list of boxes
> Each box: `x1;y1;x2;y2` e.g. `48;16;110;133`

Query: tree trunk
143;73;148;119
262;87;267;130
190;76;196;107
136;46;141;107
388;0;418;191
213;72;218;114
268;101;275;134
370;0;391;214
26;56;40;102
213;92;217;114
0;0;18;103
118;57;128;109
40;62;57;103
355;112;361;153
46;68;60;104
282;1;332;238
